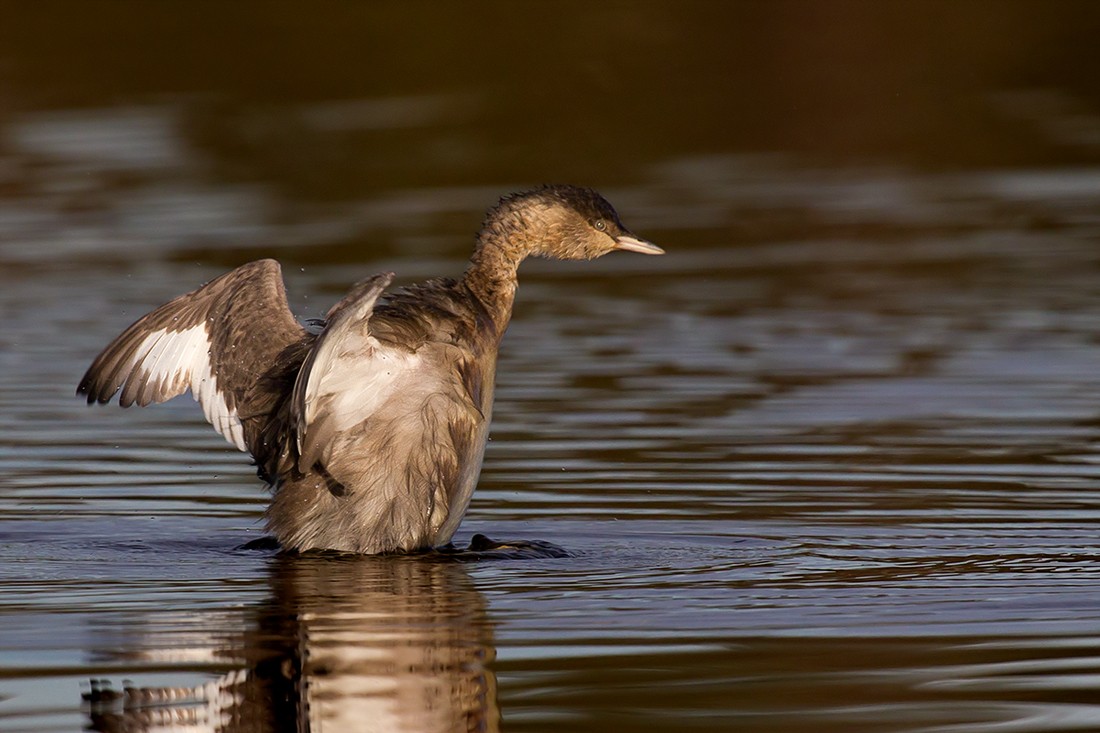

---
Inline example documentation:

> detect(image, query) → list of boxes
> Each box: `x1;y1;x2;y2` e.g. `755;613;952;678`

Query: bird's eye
593;219;607;231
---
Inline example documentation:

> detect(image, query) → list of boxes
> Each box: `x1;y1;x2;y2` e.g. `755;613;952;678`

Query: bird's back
265;275;501;552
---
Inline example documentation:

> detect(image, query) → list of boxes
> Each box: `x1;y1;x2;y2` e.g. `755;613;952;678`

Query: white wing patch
307;345;421;431
289;271;397;472
296;339;422;462
125;324;247;451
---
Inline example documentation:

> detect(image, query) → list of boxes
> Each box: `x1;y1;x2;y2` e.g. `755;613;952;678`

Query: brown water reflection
5;2;1100;732
83;555;497;733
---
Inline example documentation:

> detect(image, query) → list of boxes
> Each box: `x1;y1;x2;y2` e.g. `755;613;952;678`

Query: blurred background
4;1;1100;266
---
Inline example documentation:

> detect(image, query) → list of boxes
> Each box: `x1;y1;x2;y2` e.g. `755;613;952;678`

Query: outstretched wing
291;271;396;474
78;259;305;452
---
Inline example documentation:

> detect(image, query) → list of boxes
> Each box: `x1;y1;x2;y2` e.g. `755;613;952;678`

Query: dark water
5;3;1100;731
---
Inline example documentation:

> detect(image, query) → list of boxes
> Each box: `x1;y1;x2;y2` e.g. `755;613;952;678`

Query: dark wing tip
76;370;99;403
76;369;120;405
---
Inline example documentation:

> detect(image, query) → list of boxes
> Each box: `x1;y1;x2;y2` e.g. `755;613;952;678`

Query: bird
77;185;664;553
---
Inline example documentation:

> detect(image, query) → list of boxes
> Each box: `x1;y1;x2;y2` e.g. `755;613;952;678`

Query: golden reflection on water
84;556;497;733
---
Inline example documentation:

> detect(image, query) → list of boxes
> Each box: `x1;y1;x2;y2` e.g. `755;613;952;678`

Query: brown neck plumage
461;197;553;340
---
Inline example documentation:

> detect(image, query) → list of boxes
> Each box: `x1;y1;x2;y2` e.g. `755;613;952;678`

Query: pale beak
614;234;664;255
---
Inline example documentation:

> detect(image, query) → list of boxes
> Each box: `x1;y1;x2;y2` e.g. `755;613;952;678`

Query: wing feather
79;259;305;452
291;271;395;471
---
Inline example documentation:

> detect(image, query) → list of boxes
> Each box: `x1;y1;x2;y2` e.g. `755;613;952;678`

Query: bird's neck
461;208;546;340
462;236;523;339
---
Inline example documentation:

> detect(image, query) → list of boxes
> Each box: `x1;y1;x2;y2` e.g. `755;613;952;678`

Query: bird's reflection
84;553;500;732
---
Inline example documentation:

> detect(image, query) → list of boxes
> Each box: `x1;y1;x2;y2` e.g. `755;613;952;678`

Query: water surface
4;3;1100;732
